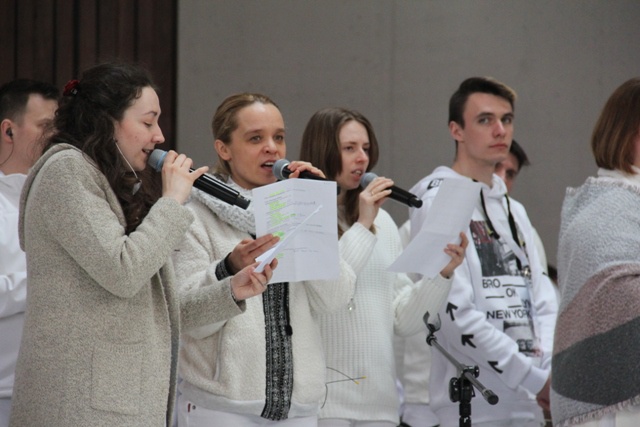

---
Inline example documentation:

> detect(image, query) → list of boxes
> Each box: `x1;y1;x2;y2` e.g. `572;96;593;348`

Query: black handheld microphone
272;159;327;181
272;159;340;194
148;149;250;210
360;172;423;208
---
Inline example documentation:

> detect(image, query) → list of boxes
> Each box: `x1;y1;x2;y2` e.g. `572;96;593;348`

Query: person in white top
395;220;441;427
495;143;558;421
299;107;468;427
495;139;549;276
172;94;356;427
0;79;58;427
404;77;557;427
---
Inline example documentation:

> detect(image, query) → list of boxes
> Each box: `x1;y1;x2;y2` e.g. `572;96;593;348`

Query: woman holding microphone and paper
298;107;468;427
171;93;356;426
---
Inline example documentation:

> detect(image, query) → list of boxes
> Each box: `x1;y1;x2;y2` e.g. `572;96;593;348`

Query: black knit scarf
261;282;293;420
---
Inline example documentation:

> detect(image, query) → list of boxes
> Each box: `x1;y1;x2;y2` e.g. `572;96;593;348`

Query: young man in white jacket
402;77;557;427
0;79;58;426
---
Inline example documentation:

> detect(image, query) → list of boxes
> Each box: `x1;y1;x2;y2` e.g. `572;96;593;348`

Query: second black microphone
272;158;340;194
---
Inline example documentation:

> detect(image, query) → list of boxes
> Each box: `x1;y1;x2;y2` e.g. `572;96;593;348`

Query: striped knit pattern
552;176;640;425
261;282;293;420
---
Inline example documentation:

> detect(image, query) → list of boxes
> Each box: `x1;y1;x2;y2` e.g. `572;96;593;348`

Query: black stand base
423;312;499;427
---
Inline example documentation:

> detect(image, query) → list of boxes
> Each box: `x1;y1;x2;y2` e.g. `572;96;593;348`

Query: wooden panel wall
0;0;177;149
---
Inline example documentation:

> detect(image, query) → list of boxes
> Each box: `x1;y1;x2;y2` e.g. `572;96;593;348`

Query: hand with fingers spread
227;234;280;273
440;232;469;278
161;150;209;204
230;259;278;301
358;175;393;229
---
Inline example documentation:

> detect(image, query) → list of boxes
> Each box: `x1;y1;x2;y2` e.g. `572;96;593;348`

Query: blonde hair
211;93;278;178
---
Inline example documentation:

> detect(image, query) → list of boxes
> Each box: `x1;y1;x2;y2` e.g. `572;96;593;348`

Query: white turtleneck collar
597;166;640;189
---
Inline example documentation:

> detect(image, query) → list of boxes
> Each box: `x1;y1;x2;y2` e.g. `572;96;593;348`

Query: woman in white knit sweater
298;107;468;427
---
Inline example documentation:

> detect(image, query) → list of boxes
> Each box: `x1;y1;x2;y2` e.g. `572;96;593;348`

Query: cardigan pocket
91;340;143;415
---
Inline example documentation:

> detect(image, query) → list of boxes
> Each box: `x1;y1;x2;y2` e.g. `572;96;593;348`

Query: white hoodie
0;172;28;400
403;166;557;426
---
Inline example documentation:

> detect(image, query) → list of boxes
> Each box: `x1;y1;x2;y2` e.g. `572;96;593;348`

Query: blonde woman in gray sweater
9;63;274;427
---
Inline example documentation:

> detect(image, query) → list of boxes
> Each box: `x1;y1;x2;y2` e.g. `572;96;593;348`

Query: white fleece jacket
173;188;356;419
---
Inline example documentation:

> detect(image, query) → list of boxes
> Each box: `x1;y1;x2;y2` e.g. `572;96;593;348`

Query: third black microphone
360;172;423;208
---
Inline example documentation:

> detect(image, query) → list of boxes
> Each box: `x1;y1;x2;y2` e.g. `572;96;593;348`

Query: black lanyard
479;189;527;271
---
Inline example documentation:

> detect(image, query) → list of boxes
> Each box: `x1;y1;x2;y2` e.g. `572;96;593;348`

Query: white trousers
471;420;543;427
319;419;396;427
177;395;317;427
0;398;10;427
318;418;397;427
401;403;440;427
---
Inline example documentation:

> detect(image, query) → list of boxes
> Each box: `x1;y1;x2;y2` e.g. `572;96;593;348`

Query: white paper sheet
254;204;322;272
388;178;480;278
252;179;339;283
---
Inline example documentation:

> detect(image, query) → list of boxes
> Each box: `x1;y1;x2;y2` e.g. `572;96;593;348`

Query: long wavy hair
45;62;161;234
299;107;379;236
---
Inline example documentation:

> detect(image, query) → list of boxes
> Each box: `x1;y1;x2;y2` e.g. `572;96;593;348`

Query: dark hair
299;107;379;235
510;139;530;170
211;93;279;179
448;77;516;127
591;78;640;174
547;264;558;285
0;79;59;121
47;62;160;233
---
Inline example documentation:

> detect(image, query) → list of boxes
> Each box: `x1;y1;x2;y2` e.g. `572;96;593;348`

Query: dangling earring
115;140;142;195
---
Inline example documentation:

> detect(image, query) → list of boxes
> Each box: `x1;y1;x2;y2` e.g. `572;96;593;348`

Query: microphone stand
423;312;498;427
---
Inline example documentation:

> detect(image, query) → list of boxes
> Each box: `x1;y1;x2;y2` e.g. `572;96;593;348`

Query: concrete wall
177;0;640;266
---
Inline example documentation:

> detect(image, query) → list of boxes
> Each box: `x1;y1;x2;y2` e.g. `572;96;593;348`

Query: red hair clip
63;79;79;97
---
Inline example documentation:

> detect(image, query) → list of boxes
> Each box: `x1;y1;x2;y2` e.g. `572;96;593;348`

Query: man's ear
449;120;463;144
214;139;231;161
1;119;14;142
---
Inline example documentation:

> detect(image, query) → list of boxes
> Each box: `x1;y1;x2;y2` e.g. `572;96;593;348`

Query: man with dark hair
495;139;530;193
400;77;557;427
0;80;59;175
0;78;58;425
